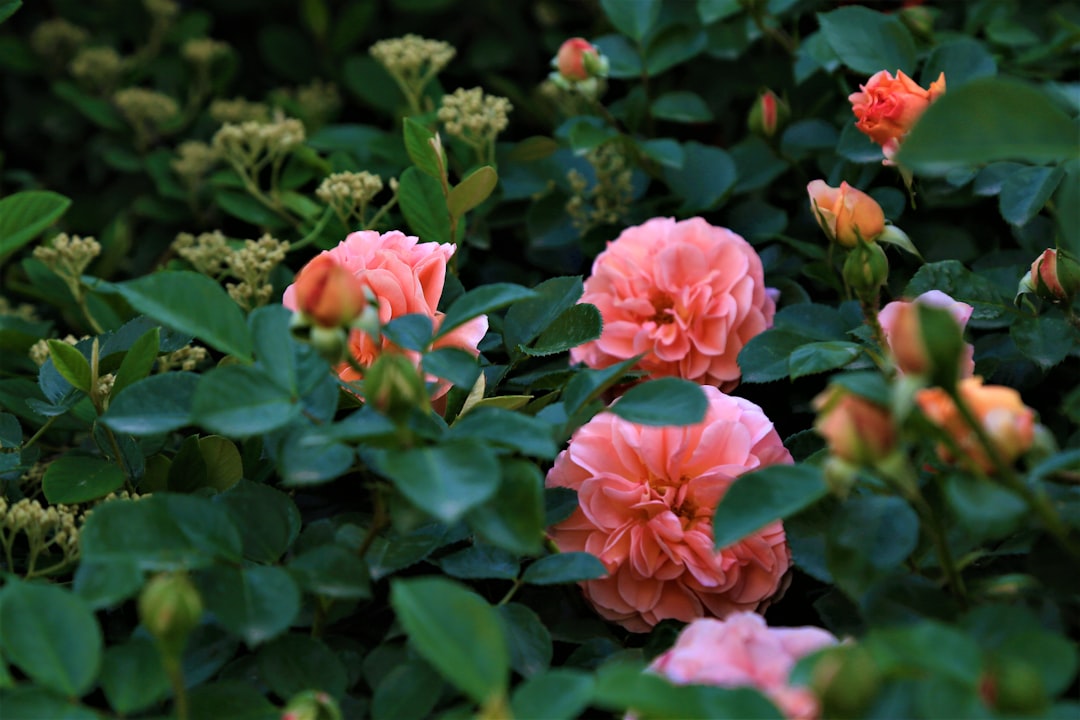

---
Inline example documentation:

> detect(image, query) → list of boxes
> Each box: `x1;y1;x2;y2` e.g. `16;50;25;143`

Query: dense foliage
0;0;1078;719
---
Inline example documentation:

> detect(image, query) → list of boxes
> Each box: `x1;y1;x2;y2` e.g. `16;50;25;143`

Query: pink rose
648;613;838;719
283;230;488;400
570;217;776;391
546;386;793;632
878;290;975;377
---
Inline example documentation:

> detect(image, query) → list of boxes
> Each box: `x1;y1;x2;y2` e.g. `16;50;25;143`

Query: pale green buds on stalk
364;352;431;422
281;690;343;720
138;572;203;658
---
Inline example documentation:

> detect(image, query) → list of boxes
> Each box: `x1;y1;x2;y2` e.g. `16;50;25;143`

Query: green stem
290;207;335;253
23;416;59;450
497;578;523;606
364;192;399;231
165;657;190;720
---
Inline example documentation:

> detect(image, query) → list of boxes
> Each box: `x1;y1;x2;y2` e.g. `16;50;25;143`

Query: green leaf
522;552;606;585
520;303;602;357
187;682;279;720
100;639;170;714
662;141;736;212
214;480;301;563
712;464;829;550
398;166;451;245
644;26;707;76
42;453;125;504
895;79;1079;174
773;303;850;341
999;166;1065;226
561;356;641;417
422;347;481;390
511;669;594;720
600;0;661;42
903;260;1014;329
0;687;101;719
817;6;916;75
288;545;372;599
827;495;920;595
438;543;520;580
0;581;102;696
0;1;22;24
80;493;243;570
608;378;707;427
498;603;552;678
45;339;92;393
111;326;160;397
196;565;301;647
448;407;558;459
390;577;509;704
637;138;685;168
372;660;443;720
788;341;863;380
53;80;126;130
697;0;740;24
94;271;252;360
436;282;535;339
944;472;1026;544
257;634;348;699
503;276;585;354
467;459;546;555
197;435;244;491
448;165;498;219
0;190;71;262
1010;315;1076;370
214;189;288;228
382;313;434;352
73;560;144;610
738;330;809;383
375;439;500;523
403;117;445;180
921;38;997;89
192;364;301;436
102;371;200;435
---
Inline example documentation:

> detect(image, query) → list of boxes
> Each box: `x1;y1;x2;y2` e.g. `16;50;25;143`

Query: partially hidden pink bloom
545;386;793;633
570;217;776;391
849;69;945;162
878;290;975;377
648;612;838;719
283;230;488;400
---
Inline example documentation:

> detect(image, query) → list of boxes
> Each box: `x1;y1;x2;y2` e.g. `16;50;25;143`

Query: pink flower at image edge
546;385;793;632
878;289;975;377
283;230;488;400
648;612;838;720
571;217;776;391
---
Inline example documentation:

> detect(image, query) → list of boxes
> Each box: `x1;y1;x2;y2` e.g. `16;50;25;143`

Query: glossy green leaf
520;303;602;357
372;659;443;720
0;190;71;261
390;576;509;704
214;480;301;563
42;453;125;504
111;326;160;397
438;543;520;580
382;313;434;352
600;0;660;42
511;669;594;720
197;565;301;647
662;141;736;212
436;282;535;339
903;260;1014;329
921;38;997;89
817;6;916;75
788;341;863;380
257;634;348;699
999;166;1065;226
398;166;451;245
102;371;200;435
0;581;102;696
0;687;101;720
827;495;920;595
0;1;22;24
94;271;252;360
192;364;300;436
498;603;552;678
1010;315;1076;370
288;545;372;599
73;560;144;610
403;117;445;180
503;276;585;354
651;91;713;123
894;79;1079;174
467;459;546;555
375;439;500;523
608;378;707;427
712;465;829;550
522;552;606;585
186;682;279;720
637;138;685;168
448;407;558;459
644;26;707;76
45;340;92;395
422;347;481;389
100;639;170;714
448;165;498;219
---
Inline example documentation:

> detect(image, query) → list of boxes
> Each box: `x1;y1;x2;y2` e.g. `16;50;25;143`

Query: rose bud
292;253;368;328
916;377;1036;474
879;291;975;379
138;572;203;659
849;69;946;159
1027;248;1080;303
364;351;431;421
813;385;896;465
282;690;343;720
555;38;603;82
807;180;886;247
748;89;788;139
842;238;889;297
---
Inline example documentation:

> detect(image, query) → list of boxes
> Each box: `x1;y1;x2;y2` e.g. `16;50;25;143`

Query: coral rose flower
546;386;793;632
878;290;975;377
849;69;945;160
283;230;488;400
648;613;838;719
570;217;776;391
916;376;1035;474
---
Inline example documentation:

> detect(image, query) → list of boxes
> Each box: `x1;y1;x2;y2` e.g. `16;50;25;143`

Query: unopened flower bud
983;658;1047;716
1027;248;1080;303
281;690;343;720
307;325;350;365
555;38;603;82
808;180;886;247
138;572;202;658
748;89;788;139
813;386;896;465
842;239;889;297
898;5;935;41
292;254;368;328
813;644;881;719
879;291;974;379
363;352;430;421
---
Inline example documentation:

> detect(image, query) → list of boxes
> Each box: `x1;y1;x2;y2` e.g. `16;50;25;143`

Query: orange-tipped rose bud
1028;248;1080;303
282;690;343;720
556;38;602;82
916;377;1035;474
849;69;945;160
748;89;788;139
879;291;975;378
813;386;896;465
807;180;886;247
293;254;367;328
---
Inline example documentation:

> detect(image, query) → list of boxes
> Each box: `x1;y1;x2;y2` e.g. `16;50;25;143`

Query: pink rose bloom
546;385;793;633
283;230;488;400
648;613;838;719
878;290;975;377
570;217;776;391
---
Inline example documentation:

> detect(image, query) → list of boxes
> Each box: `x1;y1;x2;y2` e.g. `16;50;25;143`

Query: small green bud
813;644;881;719
842;239;889;298
138;572;202;658
363;352;430;421
282;690;343;720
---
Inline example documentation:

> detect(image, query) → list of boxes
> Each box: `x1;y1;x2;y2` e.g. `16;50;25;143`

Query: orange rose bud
916;377;1036;474
849;69;945;156
1028;248;1080;302
748;89;788;138
556;38;600;82
808;180;886;247
814;386;896;465
293;254;367;328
